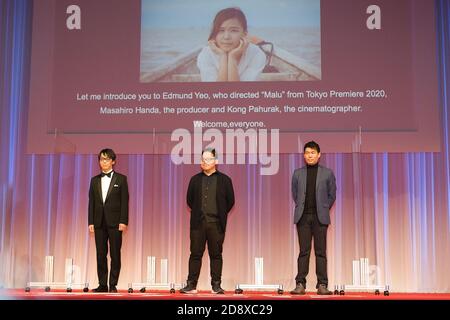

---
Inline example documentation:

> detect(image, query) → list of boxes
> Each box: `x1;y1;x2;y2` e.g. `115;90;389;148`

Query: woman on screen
197;7;266;82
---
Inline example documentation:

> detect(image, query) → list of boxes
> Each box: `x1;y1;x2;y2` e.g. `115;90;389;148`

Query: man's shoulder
190;172;204;181
191;171;232;182
319;164;332;171
90;174;101;181
114;172;128;179
91;172;127;179
319;165;335;176
293;166;307;174
216;171;232;180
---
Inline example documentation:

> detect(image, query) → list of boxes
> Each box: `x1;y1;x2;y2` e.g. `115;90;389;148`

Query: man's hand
119;223;127;232
89;225;94;233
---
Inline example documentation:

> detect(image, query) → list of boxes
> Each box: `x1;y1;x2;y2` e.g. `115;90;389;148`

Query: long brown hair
208;7;248;41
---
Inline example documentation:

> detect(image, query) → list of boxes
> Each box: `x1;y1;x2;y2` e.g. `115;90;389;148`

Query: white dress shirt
101;171;114;203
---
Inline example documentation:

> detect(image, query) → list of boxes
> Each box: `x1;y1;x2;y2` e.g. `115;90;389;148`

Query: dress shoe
180;281;197;294
92;285;108;293
317;284;332;295
211;281;225;294
290;283;306;295
109;286;118;293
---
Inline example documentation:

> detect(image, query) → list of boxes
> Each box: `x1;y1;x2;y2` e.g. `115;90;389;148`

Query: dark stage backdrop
1;0;450;292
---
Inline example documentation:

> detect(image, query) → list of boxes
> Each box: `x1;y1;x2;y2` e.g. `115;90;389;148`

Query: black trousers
187;220;225;284
94;222;122;287
295;213;328;288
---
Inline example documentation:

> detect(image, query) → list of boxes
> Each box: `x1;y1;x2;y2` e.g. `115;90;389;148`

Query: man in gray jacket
290;141;336;295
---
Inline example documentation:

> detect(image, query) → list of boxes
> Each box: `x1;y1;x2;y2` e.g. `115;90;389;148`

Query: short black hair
303;141;320;153
98;148;116;161
202;147;216;158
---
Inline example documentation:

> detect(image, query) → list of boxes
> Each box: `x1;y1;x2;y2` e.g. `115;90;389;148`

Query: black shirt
201;171;218;222
303;164;318;214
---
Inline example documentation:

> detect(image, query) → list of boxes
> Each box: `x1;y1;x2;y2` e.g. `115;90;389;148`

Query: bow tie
101;171;113;178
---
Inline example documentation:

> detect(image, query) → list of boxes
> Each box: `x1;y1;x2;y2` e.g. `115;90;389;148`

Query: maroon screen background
27;0;440;153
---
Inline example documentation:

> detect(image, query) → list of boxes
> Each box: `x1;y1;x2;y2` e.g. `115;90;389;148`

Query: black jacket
88;172;129;228
187;171;235;232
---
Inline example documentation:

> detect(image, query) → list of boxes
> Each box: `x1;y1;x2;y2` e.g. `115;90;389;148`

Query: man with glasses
88;148;129;293
180;148;235;294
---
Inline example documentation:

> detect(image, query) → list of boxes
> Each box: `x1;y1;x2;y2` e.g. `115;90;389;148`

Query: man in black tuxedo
180;148;235;294
88;148;129;293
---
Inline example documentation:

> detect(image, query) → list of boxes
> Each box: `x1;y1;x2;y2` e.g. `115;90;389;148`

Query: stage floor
2;289;450;300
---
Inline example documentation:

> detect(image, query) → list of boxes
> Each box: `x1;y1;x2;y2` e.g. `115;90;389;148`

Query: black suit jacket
187;171;235;232
88;172;129;228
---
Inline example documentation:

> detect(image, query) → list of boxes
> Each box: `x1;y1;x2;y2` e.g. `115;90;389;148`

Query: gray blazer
291;165;336;225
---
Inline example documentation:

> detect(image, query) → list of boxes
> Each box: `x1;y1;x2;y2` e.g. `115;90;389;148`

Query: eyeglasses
99;157;112;162
201;157;216;163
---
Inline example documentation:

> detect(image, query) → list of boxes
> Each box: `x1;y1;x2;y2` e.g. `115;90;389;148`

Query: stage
2;289;449;319
2;289;450;300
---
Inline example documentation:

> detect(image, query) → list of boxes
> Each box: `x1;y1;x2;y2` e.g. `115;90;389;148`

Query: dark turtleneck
304;163;318;214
